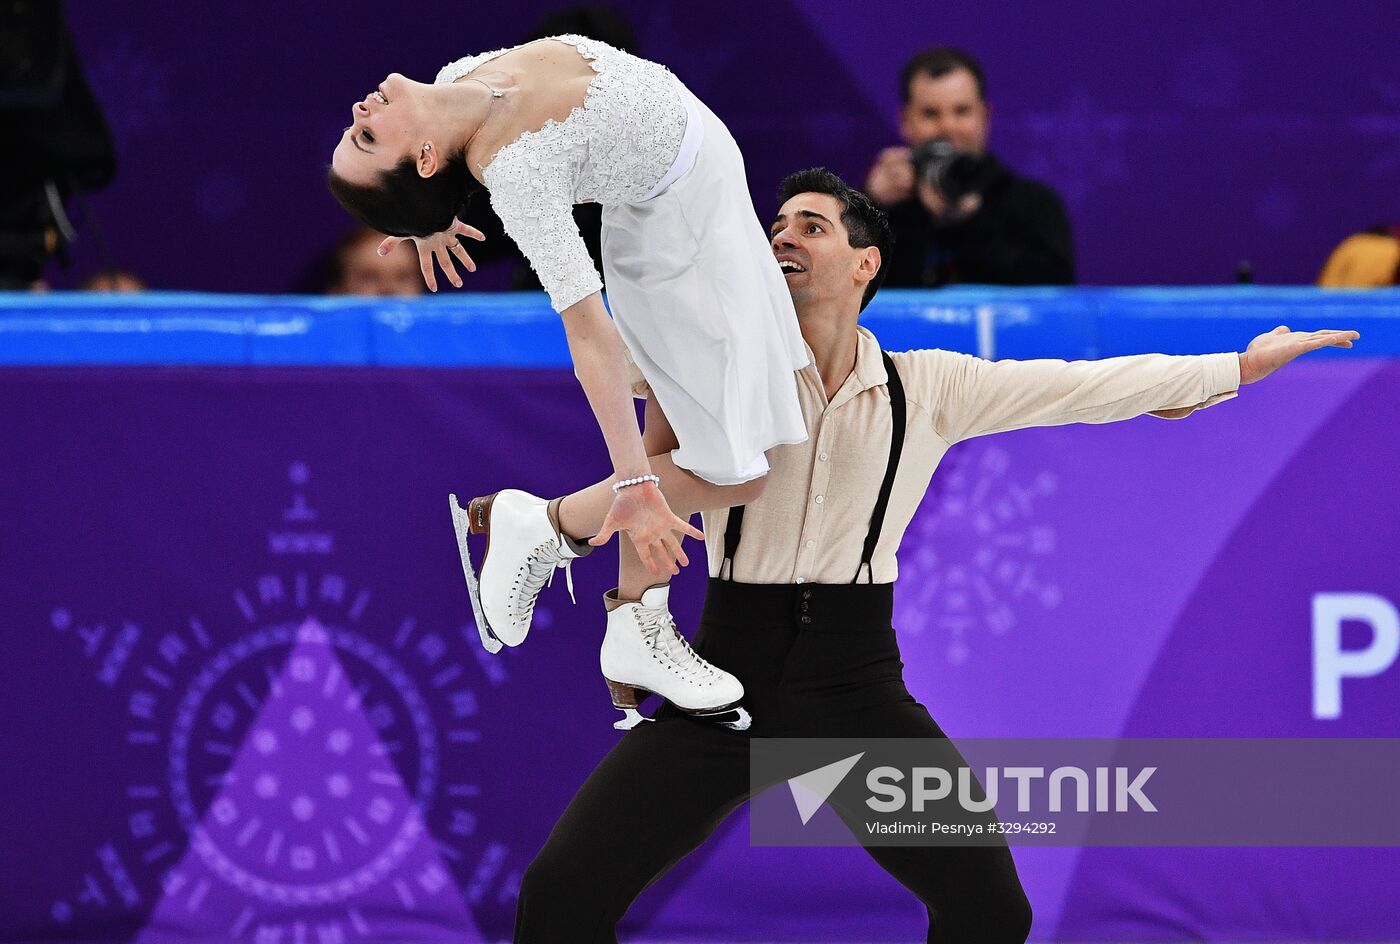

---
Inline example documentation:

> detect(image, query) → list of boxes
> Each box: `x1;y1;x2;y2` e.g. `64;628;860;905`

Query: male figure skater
512;168;1359;942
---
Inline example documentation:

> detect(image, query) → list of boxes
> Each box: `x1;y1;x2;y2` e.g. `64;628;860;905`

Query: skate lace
636;603;717;681
512;540;575;625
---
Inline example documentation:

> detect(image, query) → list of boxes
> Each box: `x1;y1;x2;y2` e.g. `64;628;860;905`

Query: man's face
899;68;989;154
769;192;870;316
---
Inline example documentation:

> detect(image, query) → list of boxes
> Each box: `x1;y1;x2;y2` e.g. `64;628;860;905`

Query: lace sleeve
485;156;602;313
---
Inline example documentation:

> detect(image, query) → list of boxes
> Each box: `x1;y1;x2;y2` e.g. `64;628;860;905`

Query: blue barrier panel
922;286;1100;361
1092;287;1400;357
2;288;1397;365
852;288;985;356
0;293;372;366
365;294;574;367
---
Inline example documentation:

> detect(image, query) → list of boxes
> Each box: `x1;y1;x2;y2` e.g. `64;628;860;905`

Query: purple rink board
2;361;1399;943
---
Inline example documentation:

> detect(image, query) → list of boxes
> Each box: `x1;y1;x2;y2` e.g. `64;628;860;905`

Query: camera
909;138;991;205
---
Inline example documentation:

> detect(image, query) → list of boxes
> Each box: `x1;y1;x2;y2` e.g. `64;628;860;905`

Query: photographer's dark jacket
882;154;1075;287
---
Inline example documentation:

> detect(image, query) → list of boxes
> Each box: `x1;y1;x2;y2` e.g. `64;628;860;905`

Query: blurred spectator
325;226;423;297
455;5;636;292
80;268;145;292
865;47;1074;287
1;3;115;289
1318;226;1400;287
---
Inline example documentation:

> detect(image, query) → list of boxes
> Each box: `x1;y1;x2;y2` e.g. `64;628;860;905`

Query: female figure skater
328;34;809;730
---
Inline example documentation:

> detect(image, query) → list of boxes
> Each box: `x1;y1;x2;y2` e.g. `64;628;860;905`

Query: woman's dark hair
777;167;893;312
326;155;481;238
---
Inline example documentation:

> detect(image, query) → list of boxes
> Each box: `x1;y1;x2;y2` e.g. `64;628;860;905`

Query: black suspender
719;505;746;581
720;350;907;584
853;350;906;583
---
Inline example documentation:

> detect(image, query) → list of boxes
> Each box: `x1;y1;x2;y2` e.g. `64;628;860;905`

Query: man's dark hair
777;167;893;312
900;46;987;104
327;156;481;238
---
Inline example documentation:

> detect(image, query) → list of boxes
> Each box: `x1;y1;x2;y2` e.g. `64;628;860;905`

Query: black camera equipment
909;138;993;205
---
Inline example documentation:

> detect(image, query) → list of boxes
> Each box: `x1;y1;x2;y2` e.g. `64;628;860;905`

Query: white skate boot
449;490;591;653
600;584;752;732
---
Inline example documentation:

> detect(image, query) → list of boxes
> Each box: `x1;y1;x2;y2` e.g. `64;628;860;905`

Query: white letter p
1312;592;1399;719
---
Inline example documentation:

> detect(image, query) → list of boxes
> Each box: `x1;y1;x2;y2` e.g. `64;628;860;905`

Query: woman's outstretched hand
378;217;485;292
590;481;705;576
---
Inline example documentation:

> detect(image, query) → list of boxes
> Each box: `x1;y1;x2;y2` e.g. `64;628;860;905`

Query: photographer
866;47;1074;287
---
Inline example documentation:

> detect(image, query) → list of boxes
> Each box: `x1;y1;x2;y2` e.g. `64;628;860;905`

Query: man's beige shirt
639;327;1241;585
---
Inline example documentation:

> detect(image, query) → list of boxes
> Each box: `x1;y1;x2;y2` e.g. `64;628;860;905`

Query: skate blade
612;707;654;731
686;704;752;732
449;493;503;655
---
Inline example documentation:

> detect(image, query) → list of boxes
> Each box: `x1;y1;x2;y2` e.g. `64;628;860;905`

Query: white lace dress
436;34;809;485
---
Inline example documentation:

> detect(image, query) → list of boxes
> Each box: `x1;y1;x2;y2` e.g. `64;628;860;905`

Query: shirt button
805;540;815;549
796;577;805;584
814;495;824;504
819;452;828;461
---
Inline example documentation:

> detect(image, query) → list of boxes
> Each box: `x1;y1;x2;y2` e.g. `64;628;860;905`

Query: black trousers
515;580;1032;943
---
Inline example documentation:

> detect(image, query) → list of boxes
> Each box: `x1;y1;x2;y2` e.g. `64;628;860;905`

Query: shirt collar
852;325;889;391
803;326;889;410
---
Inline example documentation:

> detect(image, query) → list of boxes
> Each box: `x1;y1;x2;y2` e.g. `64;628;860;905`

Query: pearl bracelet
612;474;661;493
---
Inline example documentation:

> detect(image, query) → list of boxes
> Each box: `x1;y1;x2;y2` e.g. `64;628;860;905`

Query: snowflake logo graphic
894;444;1062;665
46;462;512;942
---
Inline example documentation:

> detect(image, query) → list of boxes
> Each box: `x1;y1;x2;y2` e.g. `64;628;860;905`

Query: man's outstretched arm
904;325;1359;443
1150;325;1360;418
